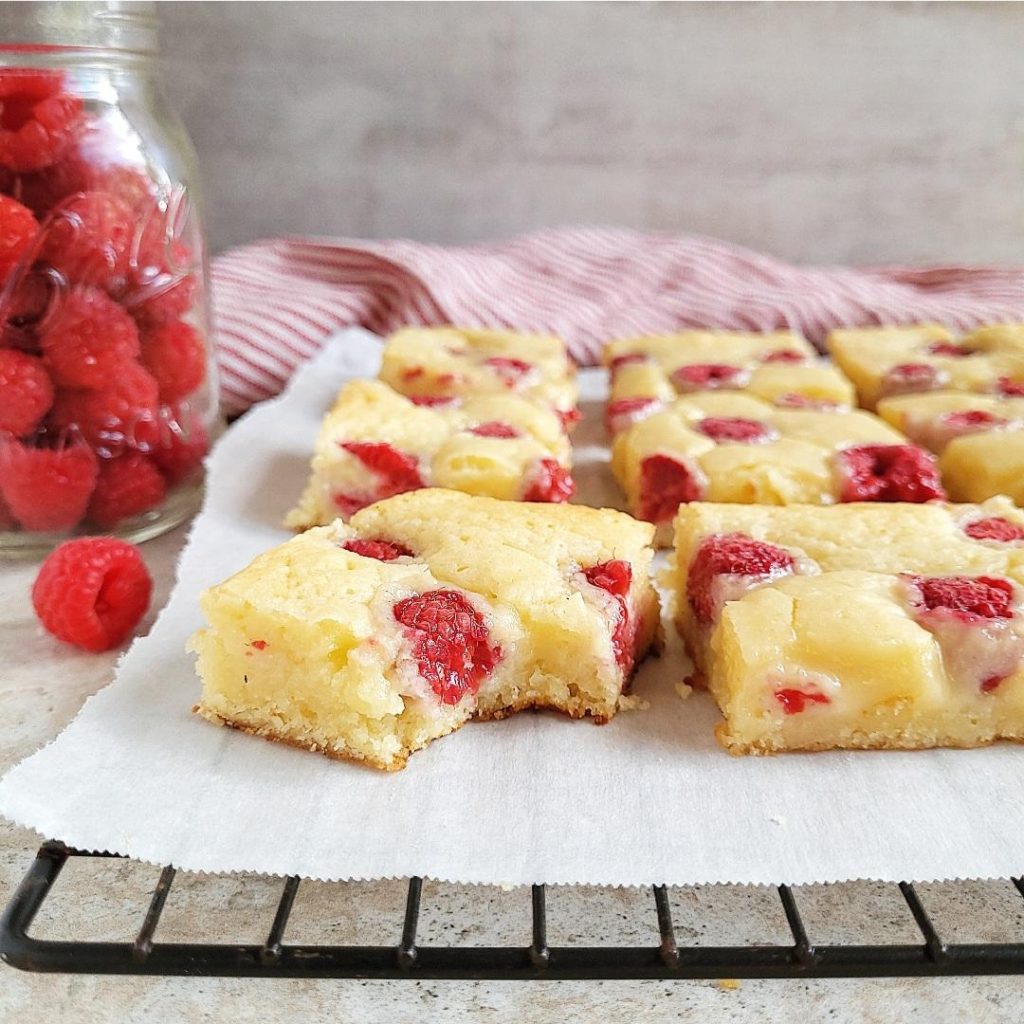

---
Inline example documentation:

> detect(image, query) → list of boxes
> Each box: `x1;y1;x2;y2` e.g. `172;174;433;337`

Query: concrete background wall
159;1;1024;265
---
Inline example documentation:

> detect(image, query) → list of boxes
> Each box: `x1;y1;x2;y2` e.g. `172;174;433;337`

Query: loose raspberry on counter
0;349;53;435
696;416;775;444
0;436;98;531
638;454;705;523
902;574;1015;623
523;457;575;502
0;193;38;282
392;589;501;704
40;287;141;389
605;397;660;435
468;421;522;438
32;537;152;652
965;517;1024;543
340;441;424;498
140;320;206;402
583;560;634;670
672;363;747;391
40;190;134;288
0;70;83;172
836;444;946;503
343;538;414;561
880;363;946;396
87;452;167;528
687;532;796;625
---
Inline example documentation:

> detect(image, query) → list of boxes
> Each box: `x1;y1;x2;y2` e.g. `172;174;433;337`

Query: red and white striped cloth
211;226;1024;415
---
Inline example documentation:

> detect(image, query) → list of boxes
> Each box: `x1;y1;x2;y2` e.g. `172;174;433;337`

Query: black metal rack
4;841;1024;979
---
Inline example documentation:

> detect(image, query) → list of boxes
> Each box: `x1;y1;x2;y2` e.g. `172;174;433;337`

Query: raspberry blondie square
671;499;1024;754
827;323;1024;410
286;380;574;528
602;330;855;435
193;490;660;770
379;326;579;428
610;392;944;544
877;391;1024;506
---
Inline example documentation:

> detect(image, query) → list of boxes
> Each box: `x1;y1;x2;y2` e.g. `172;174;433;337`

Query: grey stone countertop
3;524;1024;1022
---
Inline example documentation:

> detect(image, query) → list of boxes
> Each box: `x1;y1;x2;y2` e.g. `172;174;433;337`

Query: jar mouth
0;3;159;56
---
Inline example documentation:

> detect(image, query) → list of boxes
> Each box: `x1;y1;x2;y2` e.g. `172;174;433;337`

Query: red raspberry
87;452;167;528
523;457;575;502
485;356;533;387
409;395;457;408
150;408;209;486
903;574;1015;622
392;589;502;704
0;436;98;531
0;349;53;434
687;532;796;625
556;407;581;431
997;377;1024;397
12;148;91;215
0;193;38;282
469;421;522;439
760;349;806;363
775;688;831;715
3;266;55;330
40;286;141;389
927;341;969;357
128;269;196;328
964;517;1024;543
0;71;83;172
940;409;1008;436
583;560;634;671
48;361;161;456
40;191;134;288
836;444;946;503
140;320;206;402
696;416;775;444
32;537;152;652
773;393;840;410
880;363;945;396
672;363;747;391
609;352;650;374
343;538;414;561
340;441;424;500
638;454;705;523
605;397;660;435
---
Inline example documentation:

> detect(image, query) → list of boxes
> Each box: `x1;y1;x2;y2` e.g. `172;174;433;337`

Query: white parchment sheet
2;328;1023;886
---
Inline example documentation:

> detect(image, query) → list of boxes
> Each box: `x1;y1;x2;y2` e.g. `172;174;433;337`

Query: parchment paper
2;328;1023;885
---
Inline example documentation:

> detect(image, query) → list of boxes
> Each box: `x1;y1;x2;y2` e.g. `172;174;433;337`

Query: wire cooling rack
4;842;1024;978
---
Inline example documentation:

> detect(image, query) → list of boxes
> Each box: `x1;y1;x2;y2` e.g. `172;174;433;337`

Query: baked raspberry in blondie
378;326;578;427
610;392;944;544
827;323;1024;409
193;490;660;770
285;380;574;529
602;330;855;434
671;499;1024;754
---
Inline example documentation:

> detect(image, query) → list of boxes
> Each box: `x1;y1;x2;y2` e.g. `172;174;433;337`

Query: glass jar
0;1;220;555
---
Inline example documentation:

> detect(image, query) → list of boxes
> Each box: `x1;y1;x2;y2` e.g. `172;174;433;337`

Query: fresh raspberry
48;361;161;456
340;441;424;500
605;397;660;435
485;356;533;387
638;454;705;523
150;408;209;486
127;268;196;328
40;286;140;389
0;70;83;172
774;688;831;714
880;363;945;396
773;393;839;410
760;349;806;363
556;407;581;431
836;444;946;503
939;409;1008;436
87;452;167;528
996;377;1024;397
392;589;501;704
409;395;457;408
964;518;1024;543
469;421;522;438
0;349;53;434
32;537;152;652
523;457;575;502
342;538;414;561
609;352;650;374
2;266;54;329
687;532;796;625
696;416;775;444
903;574;1015;622
672;363;747;391
140;320;206;402
12;148;91;216
0;193;38;281
40;191;134;288
584;560;634;671
927;341;969;357
0;436;98;531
